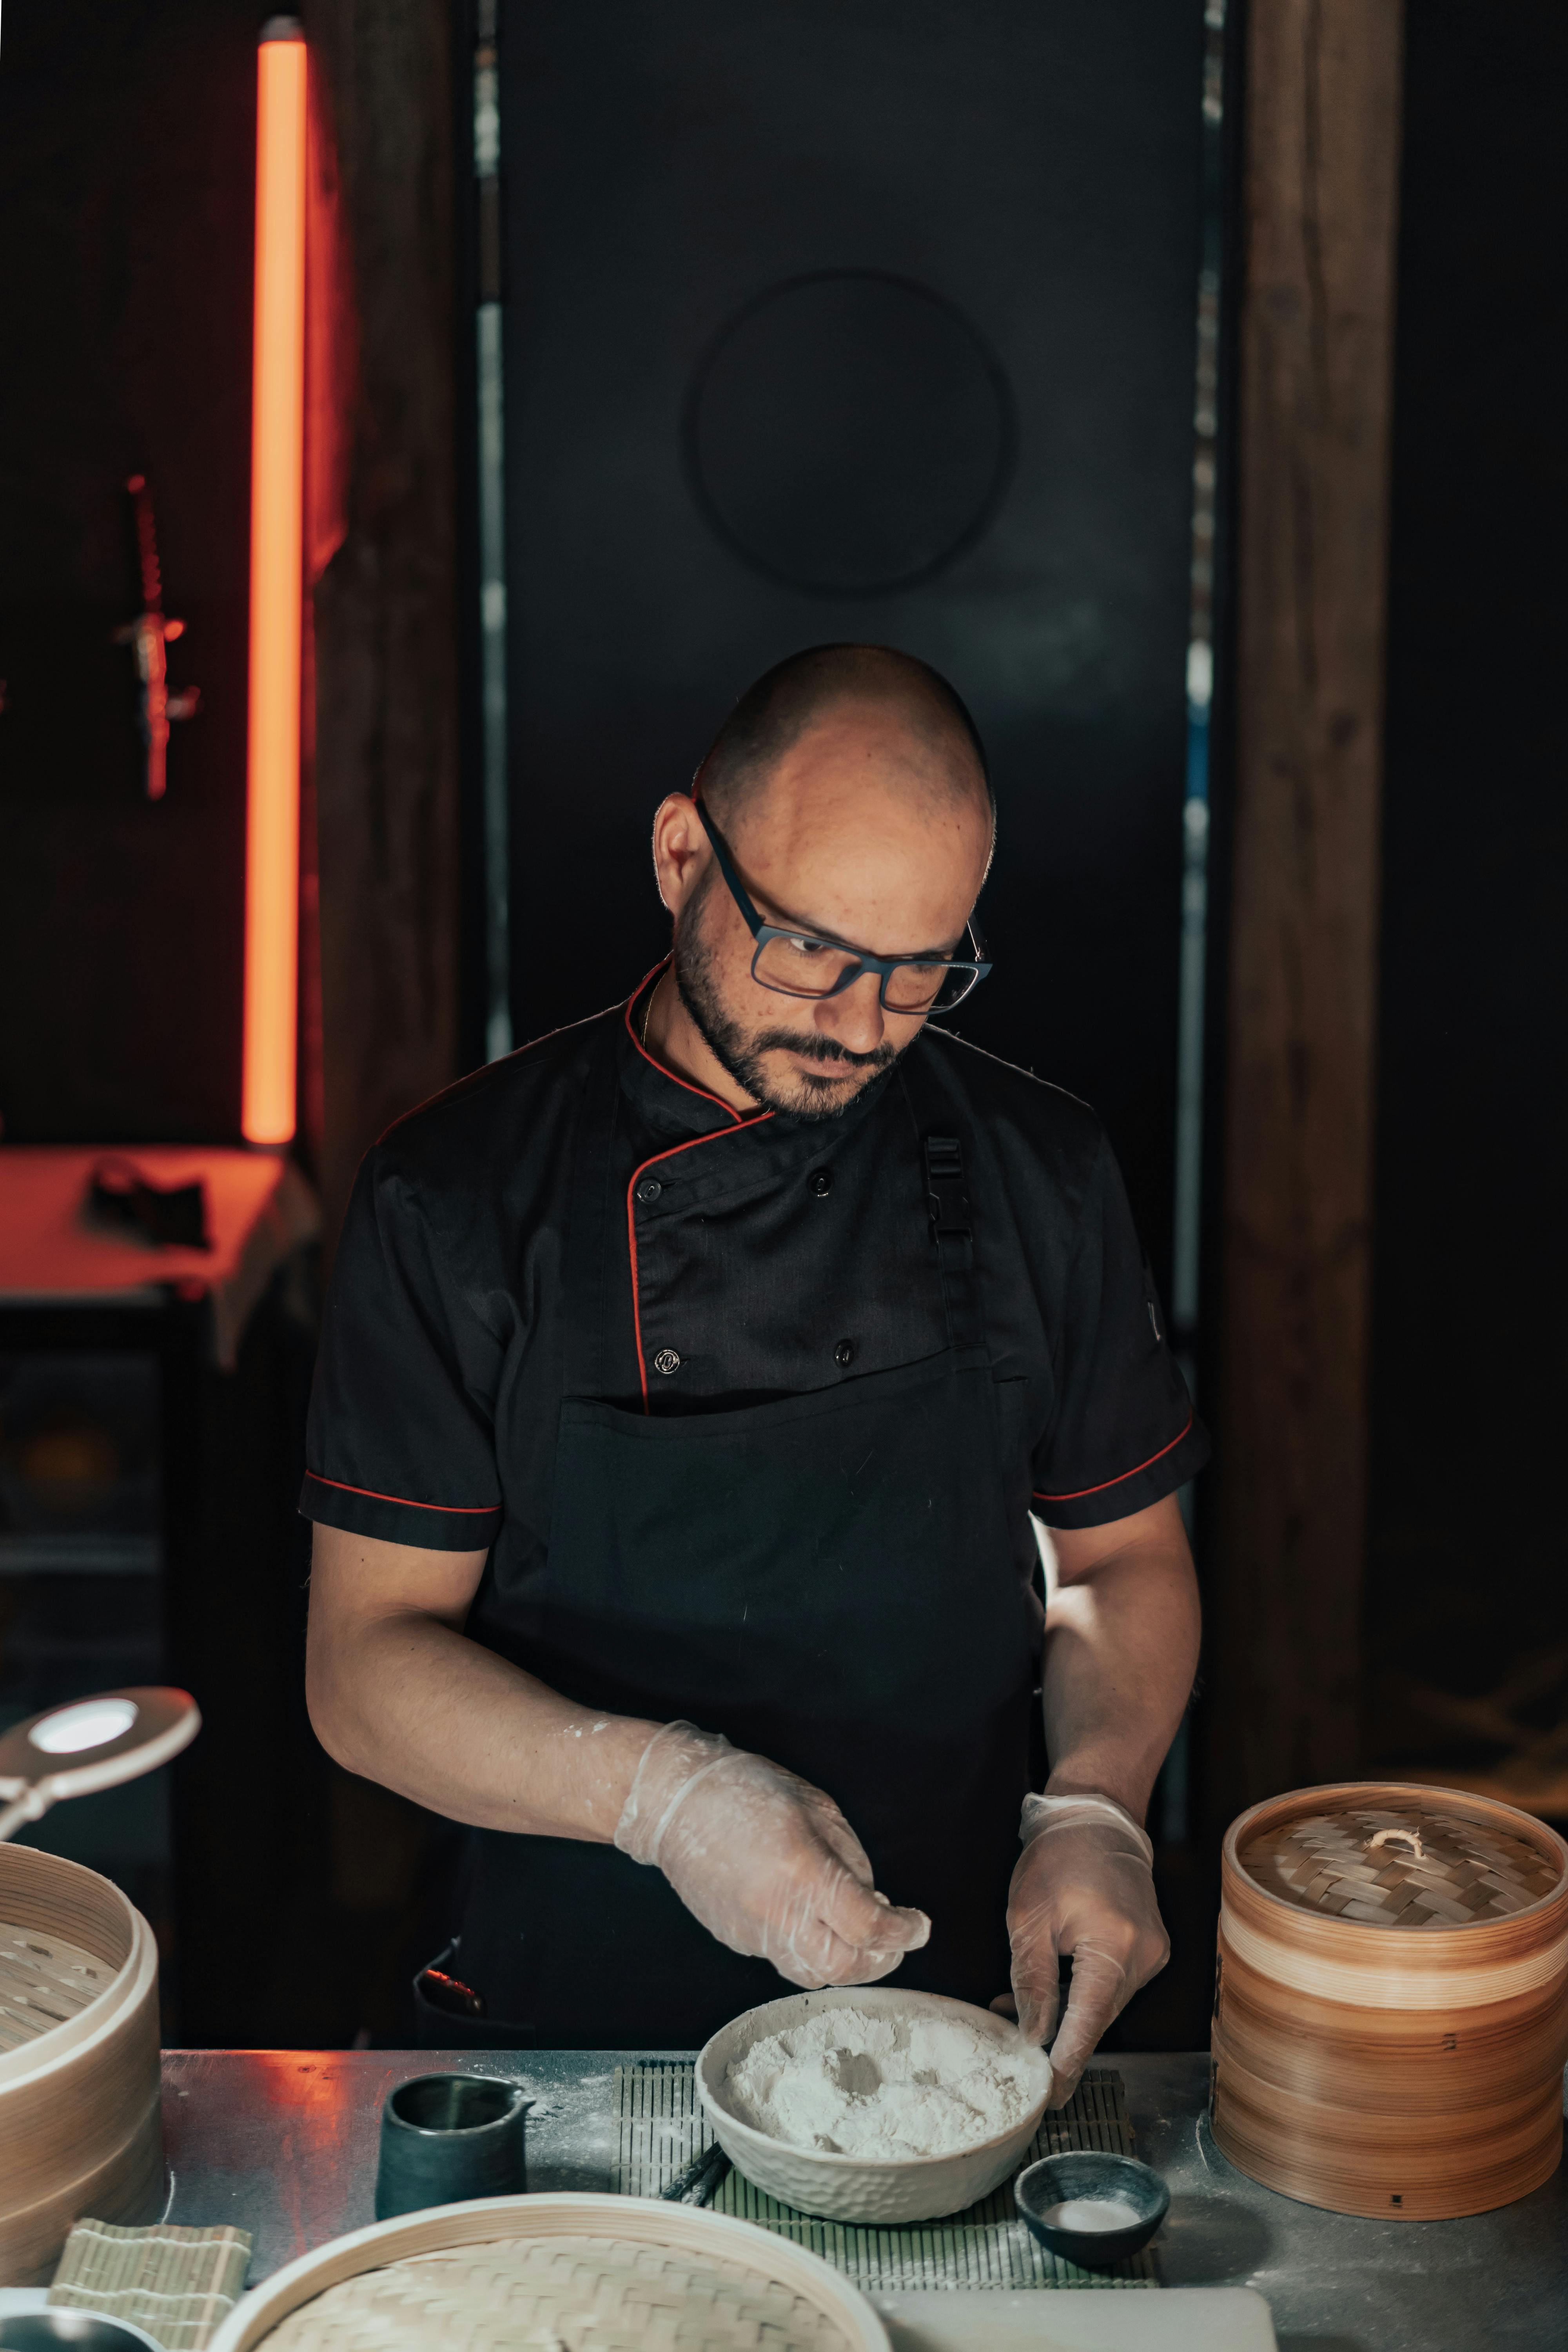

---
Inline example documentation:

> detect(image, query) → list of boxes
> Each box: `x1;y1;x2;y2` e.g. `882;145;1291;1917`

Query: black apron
430;1029;1040;2049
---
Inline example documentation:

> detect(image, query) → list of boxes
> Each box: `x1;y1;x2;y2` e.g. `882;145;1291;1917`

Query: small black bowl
1014;2150;1170;2270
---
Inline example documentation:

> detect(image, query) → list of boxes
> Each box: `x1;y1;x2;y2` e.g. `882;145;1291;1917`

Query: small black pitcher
375;2071;529;2220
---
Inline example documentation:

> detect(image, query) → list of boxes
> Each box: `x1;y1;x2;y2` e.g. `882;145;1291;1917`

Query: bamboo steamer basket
1211;1782;1568;2219
0;1843;163;2285
207;2192;887;2352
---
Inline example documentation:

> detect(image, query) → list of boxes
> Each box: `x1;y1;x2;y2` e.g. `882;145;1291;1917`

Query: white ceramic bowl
696;1984;1052;2225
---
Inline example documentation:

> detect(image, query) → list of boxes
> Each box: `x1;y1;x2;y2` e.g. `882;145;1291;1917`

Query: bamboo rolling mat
612;2063;1157;2292
49;2219;252;2350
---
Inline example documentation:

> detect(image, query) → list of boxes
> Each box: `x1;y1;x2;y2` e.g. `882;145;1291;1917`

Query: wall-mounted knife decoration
113;473;200;800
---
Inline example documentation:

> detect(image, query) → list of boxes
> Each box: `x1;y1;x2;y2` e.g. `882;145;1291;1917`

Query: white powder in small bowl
722;2005;1044;2160
1035;2195;1144;2232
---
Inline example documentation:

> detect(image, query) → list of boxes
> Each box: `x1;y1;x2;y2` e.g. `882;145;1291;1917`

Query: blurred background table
0;1146;321;2044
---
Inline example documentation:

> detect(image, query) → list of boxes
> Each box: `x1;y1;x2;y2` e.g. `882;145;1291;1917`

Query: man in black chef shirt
304;644;1205;2096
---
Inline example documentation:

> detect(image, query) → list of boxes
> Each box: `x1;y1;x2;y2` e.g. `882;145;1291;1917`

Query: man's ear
651;793;709;916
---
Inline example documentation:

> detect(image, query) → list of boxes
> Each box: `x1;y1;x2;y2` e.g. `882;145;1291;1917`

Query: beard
672;874;901;1120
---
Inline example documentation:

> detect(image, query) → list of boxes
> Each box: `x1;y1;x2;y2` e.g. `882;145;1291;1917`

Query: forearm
304;1533;931;1991
1039;1503;1201;1825
306;1539;657;1839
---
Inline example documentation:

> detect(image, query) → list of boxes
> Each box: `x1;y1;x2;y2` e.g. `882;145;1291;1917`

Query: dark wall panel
500;0;1205;1268
1370;3;1568;1690
0;1;256;1142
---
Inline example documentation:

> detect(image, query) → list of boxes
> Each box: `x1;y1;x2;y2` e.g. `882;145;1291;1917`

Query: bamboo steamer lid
0;1844;163;2285
1211;1783;1568;2220
206;2194;887;2352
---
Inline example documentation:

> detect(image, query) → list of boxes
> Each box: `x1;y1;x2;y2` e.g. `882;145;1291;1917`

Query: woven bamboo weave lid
1238;1797;1563;1929
260;2237;852;2352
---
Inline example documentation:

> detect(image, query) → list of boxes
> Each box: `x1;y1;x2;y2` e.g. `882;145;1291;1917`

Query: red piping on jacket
1033;1410;1194;1504
622;967;776;1407
622;963;748;1123
625;1117;772;1406
305;1470;498;1514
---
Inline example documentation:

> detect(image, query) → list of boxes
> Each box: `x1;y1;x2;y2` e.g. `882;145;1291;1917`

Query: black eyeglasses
693;795;992;1016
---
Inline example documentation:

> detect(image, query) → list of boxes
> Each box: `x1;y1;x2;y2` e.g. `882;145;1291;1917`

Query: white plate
872;2287;1278;2351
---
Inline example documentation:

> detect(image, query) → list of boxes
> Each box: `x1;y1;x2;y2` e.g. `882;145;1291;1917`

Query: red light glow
243;23;307;1147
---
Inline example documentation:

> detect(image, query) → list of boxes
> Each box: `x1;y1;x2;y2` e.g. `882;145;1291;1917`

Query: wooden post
1208;0;1405;1816
307;0;462;1245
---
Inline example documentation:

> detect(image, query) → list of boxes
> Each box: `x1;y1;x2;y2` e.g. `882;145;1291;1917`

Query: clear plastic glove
614;1720;931;1989
993;1793;1169;2107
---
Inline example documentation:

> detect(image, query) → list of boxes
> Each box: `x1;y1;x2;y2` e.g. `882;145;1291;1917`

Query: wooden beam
1208;0;1404;1815
307;0;461;1245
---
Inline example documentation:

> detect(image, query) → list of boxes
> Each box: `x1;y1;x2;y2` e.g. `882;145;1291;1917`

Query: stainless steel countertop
162;2049;1567;2351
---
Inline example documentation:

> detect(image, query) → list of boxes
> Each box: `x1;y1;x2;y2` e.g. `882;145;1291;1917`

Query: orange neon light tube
243;20;307;1145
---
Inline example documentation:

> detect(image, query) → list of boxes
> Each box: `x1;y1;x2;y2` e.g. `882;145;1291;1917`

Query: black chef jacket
302;978;1208;1599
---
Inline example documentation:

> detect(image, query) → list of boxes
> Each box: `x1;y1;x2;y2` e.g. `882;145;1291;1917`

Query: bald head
647;644;993;1118
695;644;991;833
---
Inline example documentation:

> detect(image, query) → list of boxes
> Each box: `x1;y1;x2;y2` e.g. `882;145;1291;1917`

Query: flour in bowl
723;2006;1044;2159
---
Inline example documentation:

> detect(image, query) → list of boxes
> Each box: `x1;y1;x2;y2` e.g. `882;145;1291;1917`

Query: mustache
754;1028;897;1073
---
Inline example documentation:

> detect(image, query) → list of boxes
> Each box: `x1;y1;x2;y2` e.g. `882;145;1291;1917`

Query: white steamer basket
0;1846;163;2285
697;1985;1053;2224
206;2192;887;2352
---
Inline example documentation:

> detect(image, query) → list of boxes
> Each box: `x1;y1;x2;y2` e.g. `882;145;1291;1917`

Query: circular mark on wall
684;270;1016;599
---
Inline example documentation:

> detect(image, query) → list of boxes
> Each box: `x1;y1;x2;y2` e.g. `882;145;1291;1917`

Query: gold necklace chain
639;982;655;1048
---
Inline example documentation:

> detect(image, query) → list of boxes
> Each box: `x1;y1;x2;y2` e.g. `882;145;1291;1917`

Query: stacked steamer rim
1211;1784;1568;2219
0;1845;163;2283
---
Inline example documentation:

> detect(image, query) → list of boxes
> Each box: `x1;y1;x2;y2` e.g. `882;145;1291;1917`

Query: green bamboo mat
612;2061;1157;2292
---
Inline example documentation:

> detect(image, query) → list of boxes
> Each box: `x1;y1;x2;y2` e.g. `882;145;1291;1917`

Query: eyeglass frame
691;793;993;1015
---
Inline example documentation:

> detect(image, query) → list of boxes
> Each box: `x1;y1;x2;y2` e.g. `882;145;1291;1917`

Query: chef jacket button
834;1338;855;1368
653;1347;681;1376
809;1169;832;1198
635;1177;662;1205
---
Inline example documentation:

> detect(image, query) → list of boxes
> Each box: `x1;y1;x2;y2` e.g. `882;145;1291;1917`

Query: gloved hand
615;1720;931;1989
994;1793;1169;2107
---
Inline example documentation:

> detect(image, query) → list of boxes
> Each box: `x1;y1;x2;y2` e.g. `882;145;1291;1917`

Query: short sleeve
1030;1134;1209;1529
299;1147;504;1552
